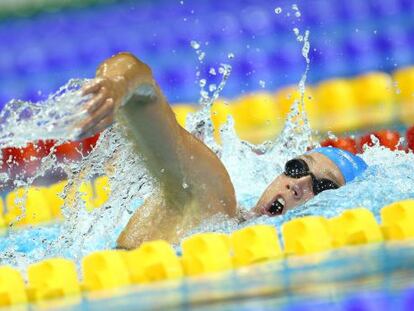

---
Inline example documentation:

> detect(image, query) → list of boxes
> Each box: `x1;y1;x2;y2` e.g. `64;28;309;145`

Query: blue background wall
0;0;413;106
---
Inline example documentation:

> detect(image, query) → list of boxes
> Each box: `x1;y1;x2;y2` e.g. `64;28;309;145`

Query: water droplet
274;7;282;14
190;40;200;50
209;68;217;75
198;51;205;61
200;90;209;99
227;52;235;59
182;182;189;189
327;131;337;139
293;28;300;36
292;4;301;17
393;81;401;94
199;79;206;87
259;80;266;88
209;84;217;92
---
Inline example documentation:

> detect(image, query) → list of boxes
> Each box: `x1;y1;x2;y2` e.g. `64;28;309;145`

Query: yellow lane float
124;240;183;284
27;258;81;302
181;233;232;276
82;250;131;292
5;187;53;227
231;225;283;267
282;216;333;256
393;66;414;125
329;207;383;247
352;72;395;127
315;79;360;132
0;266;27;307
381;199;414;240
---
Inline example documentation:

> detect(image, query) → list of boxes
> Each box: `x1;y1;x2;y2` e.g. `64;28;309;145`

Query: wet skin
78;52;345;249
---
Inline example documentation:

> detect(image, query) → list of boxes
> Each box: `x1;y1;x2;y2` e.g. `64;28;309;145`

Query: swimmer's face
253;152;345;217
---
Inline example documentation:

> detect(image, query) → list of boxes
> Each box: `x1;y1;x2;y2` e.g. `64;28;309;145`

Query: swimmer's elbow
116;230;137;250
116;52;152;74
116;51;141;64
98;52;153;80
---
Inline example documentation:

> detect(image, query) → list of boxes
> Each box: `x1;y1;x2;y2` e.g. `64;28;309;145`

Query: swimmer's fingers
77;98;115;139
90;97;115;124
78;97;114;132
82;79;104;96
83;116;113;139
84;87;109;115
77;116;113;140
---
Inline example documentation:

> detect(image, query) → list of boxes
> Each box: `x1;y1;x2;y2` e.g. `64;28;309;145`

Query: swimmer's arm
79;52;236;215
116;64;237;215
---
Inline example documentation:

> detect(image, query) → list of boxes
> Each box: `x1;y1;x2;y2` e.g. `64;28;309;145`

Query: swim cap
311;147;368;183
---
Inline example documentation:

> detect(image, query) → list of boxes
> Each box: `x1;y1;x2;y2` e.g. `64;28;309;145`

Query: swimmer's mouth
263;196;285;216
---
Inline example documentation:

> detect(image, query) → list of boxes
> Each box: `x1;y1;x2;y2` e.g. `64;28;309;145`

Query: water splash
0;79;90;147
186;41;234;153
0;81;154;268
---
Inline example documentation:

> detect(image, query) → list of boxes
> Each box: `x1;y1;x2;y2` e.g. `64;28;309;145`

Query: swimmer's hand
75;52;153;139
76;77;126;139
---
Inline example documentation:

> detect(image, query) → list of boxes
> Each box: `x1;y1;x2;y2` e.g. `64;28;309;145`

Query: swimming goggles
284;158;339;195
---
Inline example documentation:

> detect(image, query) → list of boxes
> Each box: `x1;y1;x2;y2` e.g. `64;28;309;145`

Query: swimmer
76;53;367;249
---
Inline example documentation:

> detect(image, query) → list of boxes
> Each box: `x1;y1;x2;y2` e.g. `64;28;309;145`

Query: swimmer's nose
287;176;313;200
287;183;302;200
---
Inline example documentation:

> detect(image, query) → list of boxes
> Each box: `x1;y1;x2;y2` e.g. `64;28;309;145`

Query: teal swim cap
311;147;368;183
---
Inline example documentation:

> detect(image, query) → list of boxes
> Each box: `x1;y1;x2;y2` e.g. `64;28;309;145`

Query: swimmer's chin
236;208;262;223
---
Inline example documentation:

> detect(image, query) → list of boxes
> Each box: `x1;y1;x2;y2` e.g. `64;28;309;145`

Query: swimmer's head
252;147;367;218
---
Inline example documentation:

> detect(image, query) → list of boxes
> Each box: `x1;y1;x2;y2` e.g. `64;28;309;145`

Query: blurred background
0;0;413;105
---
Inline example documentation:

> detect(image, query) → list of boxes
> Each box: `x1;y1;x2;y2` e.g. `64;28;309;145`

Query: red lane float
321;130;403;154
358;130;400;151
406;126;414;152
81;134;100;156
34;140;56;158
2;144;40;176
1;134;100;176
